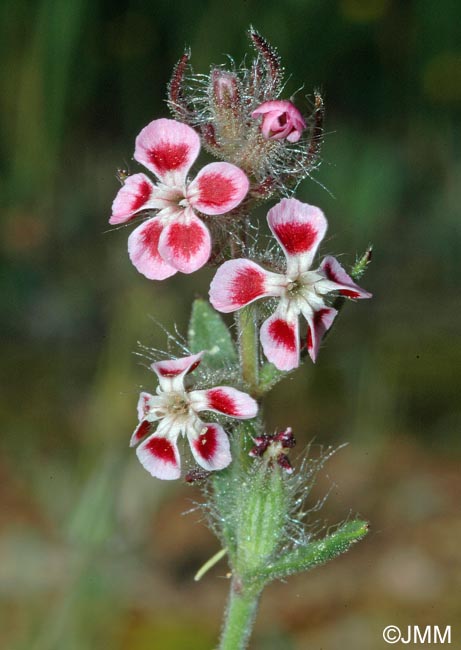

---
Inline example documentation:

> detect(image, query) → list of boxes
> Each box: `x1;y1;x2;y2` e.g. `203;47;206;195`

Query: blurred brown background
1;0;460;648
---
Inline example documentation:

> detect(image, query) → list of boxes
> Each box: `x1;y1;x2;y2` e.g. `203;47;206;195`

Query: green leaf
247;519;369;587
188;298;237;369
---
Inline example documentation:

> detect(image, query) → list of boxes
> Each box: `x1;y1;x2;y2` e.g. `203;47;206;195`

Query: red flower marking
147;142;190;175
194;426;218;461
141;219;162;252
273;221;317;255
156;359;201;378
197;173;236;209
131;179;152;212
156;367;183;377
166;221;204;260
145;437;177;464
133;419;151;443
207;388;238;416
268;319;296;351
307;308;330;350
139;396;151;417
339;289;360;298
231;266;266;305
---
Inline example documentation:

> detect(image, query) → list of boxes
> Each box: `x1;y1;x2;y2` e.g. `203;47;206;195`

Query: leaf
188;298;237;369
247;519;369;587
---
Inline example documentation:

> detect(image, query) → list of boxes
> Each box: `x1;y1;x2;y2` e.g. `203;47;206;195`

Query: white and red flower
131;352;258;480
251;100;306;143
110;118;249;279
209;198;371;371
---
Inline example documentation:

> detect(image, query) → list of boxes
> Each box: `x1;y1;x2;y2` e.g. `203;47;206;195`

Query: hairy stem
237;306;259;394
219;580;261;650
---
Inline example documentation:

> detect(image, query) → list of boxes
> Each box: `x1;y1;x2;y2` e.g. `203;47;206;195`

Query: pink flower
110;119;249;280
131;352;258;480
251;100;306;143
209;198;372;371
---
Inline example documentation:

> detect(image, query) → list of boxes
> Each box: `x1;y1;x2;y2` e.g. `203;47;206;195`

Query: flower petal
158;211;211;273
209;259;285;313
128;218;177;280
306;307;337;363
320;256;372;299
190;387;258;419
260;311;300;371
189;423;231;472
134;118;200;184
130;419;153;447
137;391;158;421
136;433;181;480
151;351;203;392
267;198;327;274
187;162;249;215
110;174;157;224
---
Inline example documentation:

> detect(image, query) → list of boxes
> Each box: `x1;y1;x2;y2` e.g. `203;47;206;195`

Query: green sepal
351;245;373;280
188;298;237;369
235;463;287;575
247;519;369;587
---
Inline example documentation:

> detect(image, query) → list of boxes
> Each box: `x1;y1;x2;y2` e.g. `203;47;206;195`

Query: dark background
1;0;460;648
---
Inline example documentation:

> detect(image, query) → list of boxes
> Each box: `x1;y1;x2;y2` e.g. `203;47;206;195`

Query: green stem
218;303;262;649
219;580;261;650
237;306;259;394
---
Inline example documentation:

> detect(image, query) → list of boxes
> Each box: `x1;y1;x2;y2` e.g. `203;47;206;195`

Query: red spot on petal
141;220;162;253
145;437;177;464
157;367;182;377
340;289;360;298
133;419;151;443
207;388;239;416
197;173;236;210
307;308;331;350
140;396;151;417
166;221;204;260
147;142;189;174
268;319;297;352
231;266;266;305
193;426;218;462
273;221;317;254
131;180;153;212
156;359;200;377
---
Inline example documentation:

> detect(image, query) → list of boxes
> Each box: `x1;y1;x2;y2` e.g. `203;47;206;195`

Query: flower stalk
237;305;260;395
220;580;261;650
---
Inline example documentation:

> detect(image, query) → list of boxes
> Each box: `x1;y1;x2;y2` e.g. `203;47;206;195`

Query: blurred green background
1;0;460;648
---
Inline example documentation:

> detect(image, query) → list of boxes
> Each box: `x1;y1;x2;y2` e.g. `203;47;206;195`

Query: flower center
166;392;190;415
286;279;302;296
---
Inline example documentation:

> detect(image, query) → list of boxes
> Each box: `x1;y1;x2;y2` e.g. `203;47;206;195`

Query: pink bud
251;100;306;143
212;69;240;108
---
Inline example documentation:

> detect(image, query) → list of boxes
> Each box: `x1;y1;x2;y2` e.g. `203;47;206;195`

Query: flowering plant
110;28;372;649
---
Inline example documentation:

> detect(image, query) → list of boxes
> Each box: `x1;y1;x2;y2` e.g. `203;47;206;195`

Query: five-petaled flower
252;100;306;143
131;352;258;480
209;198;372;371
110;118;249;279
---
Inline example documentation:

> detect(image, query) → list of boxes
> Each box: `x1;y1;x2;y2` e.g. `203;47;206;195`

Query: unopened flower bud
275;426;296;448
252;100;306;143
212;69;241;109
276;454;293;474
249;427;297;473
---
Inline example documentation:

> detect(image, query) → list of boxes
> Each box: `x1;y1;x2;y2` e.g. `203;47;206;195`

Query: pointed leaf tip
188;299;237;369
